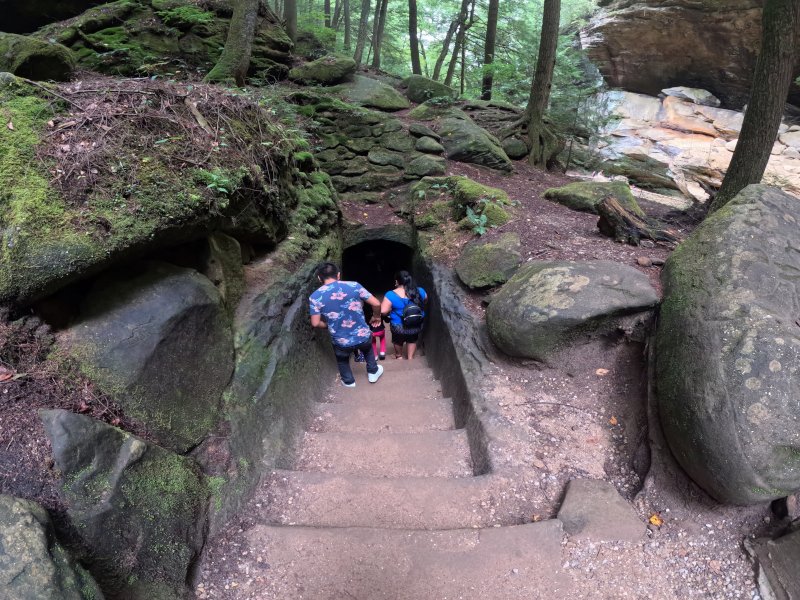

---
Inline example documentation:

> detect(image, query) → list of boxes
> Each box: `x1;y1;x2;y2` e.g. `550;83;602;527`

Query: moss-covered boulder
415;200;451;229
289;54;356;85
336;75;410;111
656;185;800;505
487;261;658;363
367;148;406;169
502;137;528;160
294;26;336;59
409;123;441;139
41;409;207;599
408;100;468;122
34;0;291;80
439;116;513;172
455;233;522;289
544;181;645;218
64;262;233;453
415;136;445;154
0;33;74;81
405;154;446;178
404;74;456;103
0;495;104;600
0;77;297;305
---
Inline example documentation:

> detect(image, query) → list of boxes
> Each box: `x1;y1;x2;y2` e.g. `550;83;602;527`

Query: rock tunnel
341;239;415;296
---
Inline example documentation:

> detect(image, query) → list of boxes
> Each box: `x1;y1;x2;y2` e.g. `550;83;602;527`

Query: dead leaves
0;366;26;383
595;368;609;376
649;513;664;527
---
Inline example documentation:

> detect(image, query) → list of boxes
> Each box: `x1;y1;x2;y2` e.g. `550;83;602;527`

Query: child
370;319;387;360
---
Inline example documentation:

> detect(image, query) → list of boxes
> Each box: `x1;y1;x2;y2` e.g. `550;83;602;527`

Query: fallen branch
597;196;679;246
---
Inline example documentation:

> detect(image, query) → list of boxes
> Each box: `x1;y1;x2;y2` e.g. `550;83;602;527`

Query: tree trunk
481;0;499;100
343;0;352;51
419;38;429;77
444;0;473;88
332;0;342;27
370;0;388;69
597;197;678;246
205;0;260;84
526;0;560;167
285;0;297;43
460;33;466;95
353;0;371;65
409;0;422;75
432;19;458;81
324;0;331;26
709;0;800;212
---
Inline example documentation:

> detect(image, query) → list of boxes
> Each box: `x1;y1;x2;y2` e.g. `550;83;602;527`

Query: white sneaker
342;380;356;388
367;364;384;384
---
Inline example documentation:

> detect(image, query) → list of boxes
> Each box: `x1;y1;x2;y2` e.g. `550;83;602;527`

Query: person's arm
310;314;327;329
366;295;382;326
380;295;393;317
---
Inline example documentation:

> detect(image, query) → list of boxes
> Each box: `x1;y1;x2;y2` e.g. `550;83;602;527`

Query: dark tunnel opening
341;240;415;297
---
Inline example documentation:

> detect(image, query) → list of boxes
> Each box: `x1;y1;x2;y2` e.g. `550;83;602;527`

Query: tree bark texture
353;0;371;65
343;0;352;50
409;0;422;75
526;0;560;167
481;0;499;100
324;0;331;26
284;0;297;43
710;0;800;212
432;19;458;81
370;0;389;69
205;0;260;84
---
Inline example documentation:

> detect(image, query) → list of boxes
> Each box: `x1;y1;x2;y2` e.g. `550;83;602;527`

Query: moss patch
544;180;645;217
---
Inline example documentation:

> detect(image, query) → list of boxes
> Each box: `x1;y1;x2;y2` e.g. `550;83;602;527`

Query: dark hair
395;270;421;306
317;262;339;280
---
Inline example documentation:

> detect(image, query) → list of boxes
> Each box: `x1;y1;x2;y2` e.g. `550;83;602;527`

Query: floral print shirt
309;281;372;347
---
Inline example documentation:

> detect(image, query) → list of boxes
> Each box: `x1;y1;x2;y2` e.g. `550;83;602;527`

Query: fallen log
597;196;679;246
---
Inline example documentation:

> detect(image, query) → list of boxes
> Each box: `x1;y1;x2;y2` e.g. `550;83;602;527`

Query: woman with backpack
381;270;427;360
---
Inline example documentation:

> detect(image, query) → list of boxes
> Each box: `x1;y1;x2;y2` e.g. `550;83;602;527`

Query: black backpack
401;297;424;328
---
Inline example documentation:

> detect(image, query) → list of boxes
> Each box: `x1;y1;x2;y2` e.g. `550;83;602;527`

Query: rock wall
580;0;800;109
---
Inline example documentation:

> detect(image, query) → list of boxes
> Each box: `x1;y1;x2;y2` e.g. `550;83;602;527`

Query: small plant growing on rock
203;170;231;196
466;206;488;235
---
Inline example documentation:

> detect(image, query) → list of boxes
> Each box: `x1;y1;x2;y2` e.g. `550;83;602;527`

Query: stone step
294;430;473;478
238;522;572;599
327;368;443;402
261;470;537;530
309;397;456;433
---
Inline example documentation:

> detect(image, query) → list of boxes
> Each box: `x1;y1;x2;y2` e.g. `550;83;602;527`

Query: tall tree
525;0;561;167
481;0;499;100
371;0;389;69
444;0;475;87
408;0;422;75
432;19;458;81
710;0;800;212
205;0;260;84
285;0;297;43
343;0;352;51
324;0;332;26
353;0;371;65
332;0;342;27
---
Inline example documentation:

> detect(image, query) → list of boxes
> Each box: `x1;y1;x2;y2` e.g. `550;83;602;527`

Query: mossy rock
289;54;356;85
502;137;528;160
415;199;451;229
379;131;414;152
404;74;456;104
41;409;207;599
544;181;645;217
294;26;336;59
438;116;512;172
455;232;522;289
408;100;469;122
334;75;410;111
330;166;404;193
409;123;440;140
0;33;75;81
405;154;446;178
415;136;444;154
367;148;405;169
202;232;244;314
0;495;104;600
449;176;510;215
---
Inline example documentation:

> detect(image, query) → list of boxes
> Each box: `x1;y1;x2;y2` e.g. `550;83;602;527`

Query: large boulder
544;181;645;218
455;233;522;289
580;0;800;108
404;75;456;104
438;117;513;172
487;260;659;362
65;261;234;453
0;33;74;81
0;495;104;599
337;75;410;111
41;409;207;599
289;54;356;85
656;185;800;505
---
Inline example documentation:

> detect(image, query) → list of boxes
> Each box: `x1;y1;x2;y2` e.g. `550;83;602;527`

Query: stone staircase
221;357;573;599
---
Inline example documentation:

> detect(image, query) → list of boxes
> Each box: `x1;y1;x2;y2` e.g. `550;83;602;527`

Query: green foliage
465;205;488;235
156;6;215;29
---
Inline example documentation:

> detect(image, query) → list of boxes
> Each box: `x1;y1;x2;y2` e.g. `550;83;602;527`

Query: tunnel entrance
342;240;414;297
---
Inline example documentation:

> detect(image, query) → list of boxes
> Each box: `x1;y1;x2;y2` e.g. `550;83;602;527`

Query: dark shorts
391;325;420;345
